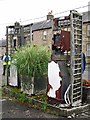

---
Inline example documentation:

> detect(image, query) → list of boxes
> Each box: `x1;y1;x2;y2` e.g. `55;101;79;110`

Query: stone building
24;20;52;47
6;11;90;71
23;12;53;50
0;39;6;57
6;12;53;53
82;10;90;81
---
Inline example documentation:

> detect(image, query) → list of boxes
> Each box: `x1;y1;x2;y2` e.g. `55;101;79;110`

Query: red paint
52;30;70;52
61;30;70;51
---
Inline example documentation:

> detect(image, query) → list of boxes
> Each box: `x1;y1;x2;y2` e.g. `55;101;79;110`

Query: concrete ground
1;96;90;119
1;97;60;118
0;59;90;119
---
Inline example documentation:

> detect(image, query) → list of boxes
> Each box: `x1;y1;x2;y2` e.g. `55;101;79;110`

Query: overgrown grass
0;88;2;99
3;87;47;105
2;87;62;117
12;45;51;79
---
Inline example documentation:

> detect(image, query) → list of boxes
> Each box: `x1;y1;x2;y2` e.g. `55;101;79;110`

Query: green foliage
12;45;51;79
43;96;47;112
9;88;28;103
9;88;21;97
16;93;29;103
28;98;33;104
0;89;2;99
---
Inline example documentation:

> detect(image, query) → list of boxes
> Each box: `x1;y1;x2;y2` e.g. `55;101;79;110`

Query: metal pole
70;10;75;106
30;23;33;43
6;26;8;85
51;19;54;52
20;26;25;46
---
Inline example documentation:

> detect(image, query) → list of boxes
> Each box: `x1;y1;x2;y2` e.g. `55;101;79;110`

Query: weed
43;96;47;112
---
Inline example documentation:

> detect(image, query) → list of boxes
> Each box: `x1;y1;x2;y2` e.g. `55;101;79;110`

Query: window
13;39;16;48
54;34;61;45
43;31;47;40
32;32;33;41
87;24;90;36
87;44;90;56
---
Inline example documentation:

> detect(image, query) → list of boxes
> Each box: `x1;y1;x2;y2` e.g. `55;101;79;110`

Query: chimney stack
47;10;54;20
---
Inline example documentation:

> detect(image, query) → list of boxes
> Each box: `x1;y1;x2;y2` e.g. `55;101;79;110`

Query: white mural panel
47;61;62;98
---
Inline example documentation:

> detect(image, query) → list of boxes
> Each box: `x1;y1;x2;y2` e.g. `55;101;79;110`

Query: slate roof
0;39;6;47
24;20;52;32
24;11;90;32
32;11;90;31
82;11;90;23
32;20;52;31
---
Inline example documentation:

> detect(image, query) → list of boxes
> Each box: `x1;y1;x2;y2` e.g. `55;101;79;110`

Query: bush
12;45;51;80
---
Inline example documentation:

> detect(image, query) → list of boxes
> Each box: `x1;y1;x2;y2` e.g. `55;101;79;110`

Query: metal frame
52;10;83;106
70;10;82;106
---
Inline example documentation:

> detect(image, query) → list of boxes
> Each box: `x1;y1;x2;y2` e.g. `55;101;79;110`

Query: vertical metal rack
52;10;83;106
70;10;82;106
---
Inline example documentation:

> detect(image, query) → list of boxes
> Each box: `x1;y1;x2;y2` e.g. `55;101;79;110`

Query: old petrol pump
6;22;25;87
47;10;83;107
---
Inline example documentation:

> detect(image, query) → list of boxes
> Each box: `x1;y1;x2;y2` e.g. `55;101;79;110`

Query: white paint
47;61;62;98
9;63;18;86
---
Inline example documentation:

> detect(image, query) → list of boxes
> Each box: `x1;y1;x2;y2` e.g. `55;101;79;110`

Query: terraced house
0;39;6;57
82;10;90;81
2;10;90;82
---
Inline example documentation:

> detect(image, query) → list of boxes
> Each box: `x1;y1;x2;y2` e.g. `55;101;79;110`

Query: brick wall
0;47;6;57
32;29;52;50
82;23;90;63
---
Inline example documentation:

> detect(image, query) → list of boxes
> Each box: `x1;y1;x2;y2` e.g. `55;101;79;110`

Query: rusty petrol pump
47;10;83;107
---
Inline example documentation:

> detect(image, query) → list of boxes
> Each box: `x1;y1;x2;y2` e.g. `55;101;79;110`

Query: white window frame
87;24;90;36
87;43;90;56
43;31;47;40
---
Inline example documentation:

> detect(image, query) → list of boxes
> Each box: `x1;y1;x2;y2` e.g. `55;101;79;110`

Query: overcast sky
0;0;89;39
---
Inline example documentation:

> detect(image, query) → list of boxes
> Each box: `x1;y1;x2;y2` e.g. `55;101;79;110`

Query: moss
0;88;2;99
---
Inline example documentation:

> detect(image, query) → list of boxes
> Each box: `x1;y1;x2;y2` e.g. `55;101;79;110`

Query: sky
0;0;90;39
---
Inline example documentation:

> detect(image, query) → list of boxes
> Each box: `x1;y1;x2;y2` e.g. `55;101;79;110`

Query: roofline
33;27;52;32
83;21;90;24
23;23;33;27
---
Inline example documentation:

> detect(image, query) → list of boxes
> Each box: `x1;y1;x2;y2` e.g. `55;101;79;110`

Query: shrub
12;44;51;80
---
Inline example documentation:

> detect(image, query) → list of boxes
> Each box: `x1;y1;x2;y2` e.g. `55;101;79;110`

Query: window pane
88;25;90;30
87;25;90;36
87;44;90;49
87;44;90;56
43;31;47;40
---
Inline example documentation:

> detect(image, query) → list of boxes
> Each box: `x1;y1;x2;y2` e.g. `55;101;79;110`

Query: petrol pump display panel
52;30;70;54
53;33;61;46
61;30;70;51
